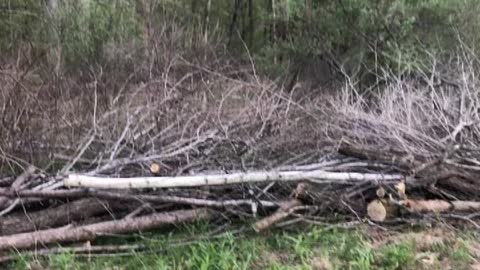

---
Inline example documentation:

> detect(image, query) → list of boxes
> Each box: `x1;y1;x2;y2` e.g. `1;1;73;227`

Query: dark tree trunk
229;0;243;47
248;0;254;47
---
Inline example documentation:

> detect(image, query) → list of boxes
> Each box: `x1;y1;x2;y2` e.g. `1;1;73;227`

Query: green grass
8;223;477;270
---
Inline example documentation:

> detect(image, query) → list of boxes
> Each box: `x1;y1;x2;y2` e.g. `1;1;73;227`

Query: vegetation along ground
9;224;480;270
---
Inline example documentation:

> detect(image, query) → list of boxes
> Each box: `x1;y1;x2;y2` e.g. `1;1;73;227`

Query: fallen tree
0;208;212;251
367;198;480;222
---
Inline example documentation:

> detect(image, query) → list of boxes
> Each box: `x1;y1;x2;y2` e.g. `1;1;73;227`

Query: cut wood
367;200;387;222
376;187;386;198
150;163;161;174
404;199;480;213
366;199;480;221
0;208;212;251
64;170;401;189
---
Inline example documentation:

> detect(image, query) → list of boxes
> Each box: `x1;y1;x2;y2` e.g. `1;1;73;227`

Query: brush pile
1;52;480;258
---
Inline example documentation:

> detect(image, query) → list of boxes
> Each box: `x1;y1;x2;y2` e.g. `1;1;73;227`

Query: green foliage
449;240;473;270
47;251;78;270
0;0;141;67
9;224;480;270
375;241;416;270
54;0;141;65
2;0;480;76
0;0;45;50
255;0;480;81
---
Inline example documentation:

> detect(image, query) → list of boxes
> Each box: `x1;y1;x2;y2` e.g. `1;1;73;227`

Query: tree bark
248;0;254;47
203;0;212;44
272;0;277;64
46;0;61;75
228;0;242;46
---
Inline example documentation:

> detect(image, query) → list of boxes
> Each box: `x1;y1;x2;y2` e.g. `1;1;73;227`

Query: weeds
375;241;416;270
9;224;475;270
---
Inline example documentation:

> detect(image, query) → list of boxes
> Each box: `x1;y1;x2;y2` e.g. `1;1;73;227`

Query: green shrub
375;241;416;270
54;0;141;66
0;0;141;68
256;0;480;83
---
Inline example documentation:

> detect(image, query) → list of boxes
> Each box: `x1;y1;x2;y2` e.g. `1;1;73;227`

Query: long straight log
0;189;277;208
405;199;480;212
0;198;118;236
0;208;212;251
64;170;402;189
0;198;139;236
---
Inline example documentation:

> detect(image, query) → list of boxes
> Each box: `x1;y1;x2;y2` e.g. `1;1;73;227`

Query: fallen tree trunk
0;208;212;251
405;199;480;213
0;198;139;236
64;170;402;189
0;198;119;236
367;198;480;222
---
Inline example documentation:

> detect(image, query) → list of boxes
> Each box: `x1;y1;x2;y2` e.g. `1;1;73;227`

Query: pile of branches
1;142;480;259
0;53;333;259
1;48;480;260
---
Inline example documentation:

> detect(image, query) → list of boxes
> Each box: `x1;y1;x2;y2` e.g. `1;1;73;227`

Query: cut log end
376;187;386;198
150;163;161;174
367;199;387;222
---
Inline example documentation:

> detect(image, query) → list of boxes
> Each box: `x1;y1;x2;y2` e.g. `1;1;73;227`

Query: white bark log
64;170;402;189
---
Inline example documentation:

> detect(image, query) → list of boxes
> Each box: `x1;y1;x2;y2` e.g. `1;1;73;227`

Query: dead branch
254;199;302;232
254;183;306;231
338;143;421;170
0;188;277;208
0;166;35;208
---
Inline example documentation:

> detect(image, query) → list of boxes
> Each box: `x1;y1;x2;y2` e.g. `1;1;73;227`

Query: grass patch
8;223;478;270
375;240;416;270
